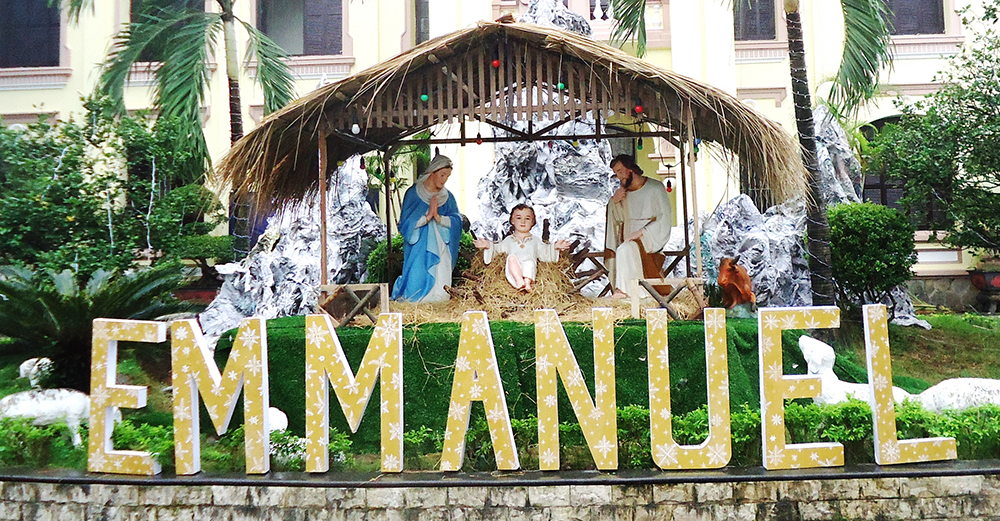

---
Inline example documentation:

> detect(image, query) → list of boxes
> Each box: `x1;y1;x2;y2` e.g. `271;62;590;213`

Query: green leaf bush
828;202;916;317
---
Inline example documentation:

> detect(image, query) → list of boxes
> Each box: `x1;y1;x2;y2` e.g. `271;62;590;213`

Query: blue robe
391;183;463;302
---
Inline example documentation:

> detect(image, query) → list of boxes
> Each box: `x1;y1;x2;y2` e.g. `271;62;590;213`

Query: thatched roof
218;19;807;210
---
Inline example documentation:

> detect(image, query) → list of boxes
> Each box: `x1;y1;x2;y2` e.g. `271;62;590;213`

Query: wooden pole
384;150;394;279
679;139;691;278
685;104;703;279
318;132;329;287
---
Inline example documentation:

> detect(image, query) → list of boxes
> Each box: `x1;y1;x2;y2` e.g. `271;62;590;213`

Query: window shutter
888;0;944;35
304;0;343;56
0;0;59;68
734;0;776;42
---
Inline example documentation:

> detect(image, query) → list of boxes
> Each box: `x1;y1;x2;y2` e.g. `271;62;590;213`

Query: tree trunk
221;0;242;144
785;0;835;306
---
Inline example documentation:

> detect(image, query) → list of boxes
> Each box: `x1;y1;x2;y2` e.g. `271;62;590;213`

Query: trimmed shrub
828;202;916;316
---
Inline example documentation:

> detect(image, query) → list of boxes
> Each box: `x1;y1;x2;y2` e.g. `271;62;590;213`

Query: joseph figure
604;154;673;298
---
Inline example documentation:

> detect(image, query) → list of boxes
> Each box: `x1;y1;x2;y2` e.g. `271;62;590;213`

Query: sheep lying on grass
0;389;90;446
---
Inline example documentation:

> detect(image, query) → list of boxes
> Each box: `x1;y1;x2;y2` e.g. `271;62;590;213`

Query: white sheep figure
0;389;90;446
797;335;911;405
18;357;54;389
799;335;1000;413
269;406;288;433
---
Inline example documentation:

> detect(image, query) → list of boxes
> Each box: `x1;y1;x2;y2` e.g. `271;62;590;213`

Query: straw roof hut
218;18;807;212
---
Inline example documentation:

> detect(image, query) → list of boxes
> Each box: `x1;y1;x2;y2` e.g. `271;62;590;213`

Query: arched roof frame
219;19;807;213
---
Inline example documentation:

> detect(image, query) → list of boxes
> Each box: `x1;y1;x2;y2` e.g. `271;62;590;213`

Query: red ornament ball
491;59;501;68
634;105;644;114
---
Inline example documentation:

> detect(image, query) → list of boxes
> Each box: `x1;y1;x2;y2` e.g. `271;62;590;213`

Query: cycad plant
0;264;200;392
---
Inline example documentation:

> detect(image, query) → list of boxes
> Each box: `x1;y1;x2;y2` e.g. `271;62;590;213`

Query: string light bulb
351;123;360;135
637;137;644;151
666;179;672;193
476;132;483;145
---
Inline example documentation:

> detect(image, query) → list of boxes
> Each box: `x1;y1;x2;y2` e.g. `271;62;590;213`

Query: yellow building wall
0;0;980;276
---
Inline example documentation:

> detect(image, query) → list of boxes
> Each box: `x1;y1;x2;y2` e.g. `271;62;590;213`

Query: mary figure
391;154;464;302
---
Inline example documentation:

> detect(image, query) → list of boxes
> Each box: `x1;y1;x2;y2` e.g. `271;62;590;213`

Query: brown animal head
717;257;755;309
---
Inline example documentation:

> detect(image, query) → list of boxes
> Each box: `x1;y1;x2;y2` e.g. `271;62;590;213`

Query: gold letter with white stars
88;319;166;475
863;304;956;465
759;306;844;470
171;318;270;475
536;308;617;470
439;311;519;471
304;313;403;473
648;308;731;469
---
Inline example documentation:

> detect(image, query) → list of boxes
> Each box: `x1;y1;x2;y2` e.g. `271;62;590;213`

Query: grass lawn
835;313;1000;385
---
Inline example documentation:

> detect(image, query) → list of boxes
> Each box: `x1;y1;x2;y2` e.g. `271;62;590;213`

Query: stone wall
2;474;1000;520
907;275;979;312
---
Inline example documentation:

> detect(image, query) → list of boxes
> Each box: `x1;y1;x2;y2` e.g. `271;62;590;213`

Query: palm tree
59;0;297;257
610;0;892;306
96;0;296;162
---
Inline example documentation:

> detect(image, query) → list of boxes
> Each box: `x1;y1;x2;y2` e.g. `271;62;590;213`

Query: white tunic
604;177;673;293
483;235;560;288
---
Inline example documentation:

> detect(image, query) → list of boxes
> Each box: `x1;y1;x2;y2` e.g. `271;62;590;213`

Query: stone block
0;483;36;502
151;507;197;521
571;485;612;506
818;479;861;500
402;506;448;521
634;504;673;521
933;476;984;497
527;486;571;507
544;506;589;520
304;508;347;521
212;485;252;506
0;501;20;521
733;482;778;502
488;487;527;508
343;509;367;521
447;487;489;508
327;487;365;509
651;483;694;503
693;482;733;502
859;477;900;499
914;497;966;518
367;488;406;509
359;508;406;521
90;484;140;506
403;486;448;508
670;503;713;521
611;484;652;506
34;482;89;503
275;486;328;509
779;480;821;502
797;500;837;520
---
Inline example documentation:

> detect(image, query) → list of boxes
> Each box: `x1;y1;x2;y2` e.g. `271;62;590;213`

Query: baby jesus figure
473;204;571;291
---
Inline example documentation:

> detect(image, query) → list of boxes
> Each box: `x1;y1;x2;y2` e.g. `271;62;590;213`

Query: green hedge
215;317;923;454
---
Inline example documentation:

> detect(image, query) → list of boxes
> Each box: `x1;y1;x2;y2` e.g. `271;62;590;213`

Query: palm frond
238;19;297;115
609;0;647;57
832;0;893;116
152;11;222;169
98;10;198;115
49;0;93;24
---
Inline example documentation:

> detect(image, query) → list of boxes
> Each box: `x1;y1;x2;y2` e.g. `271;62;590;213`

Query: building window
886;0;945;35
415;0;430;45
734;0;776;41
0;0;60;68
258;0;343;56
